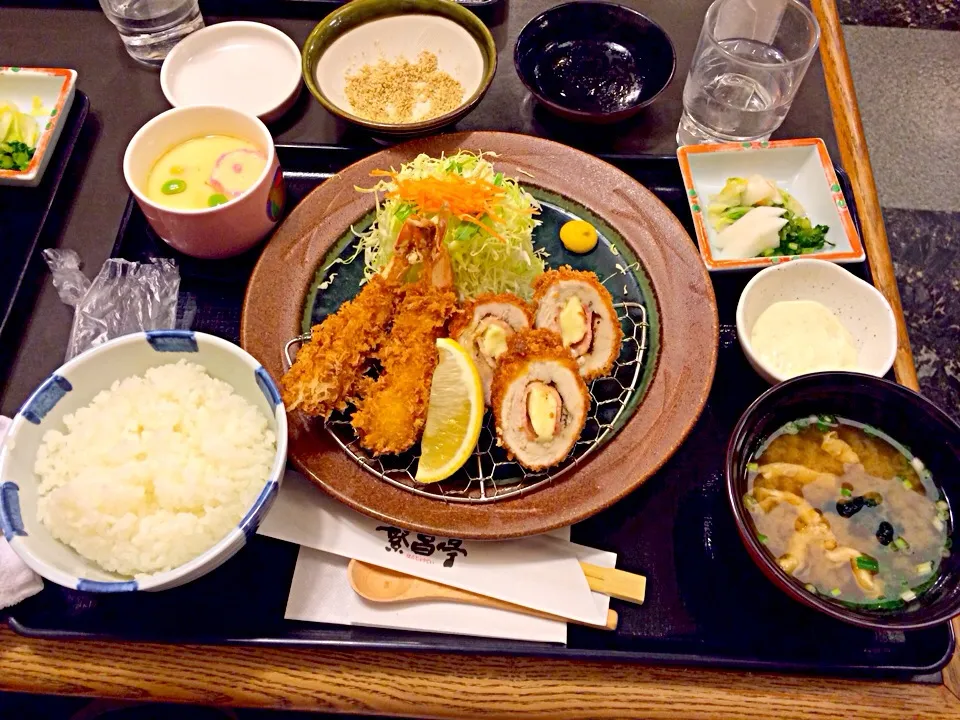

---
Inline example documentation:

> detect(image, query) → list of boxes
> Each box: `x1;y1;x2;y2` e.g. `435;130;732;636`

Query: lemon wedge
415;338;484;484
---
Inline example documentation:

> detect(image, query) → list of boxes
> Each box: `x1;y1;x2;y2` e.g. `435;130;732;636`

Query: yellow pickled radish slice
415;338;484;484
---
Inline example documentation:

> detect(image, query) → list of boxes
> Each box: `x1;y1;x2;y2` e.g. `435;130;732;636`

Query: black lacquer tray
7;145;953;679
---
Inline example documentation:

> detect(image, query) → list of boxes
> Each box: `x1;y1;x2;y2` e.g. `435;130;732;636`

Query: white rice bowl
35;360;276;577
0;331;287;592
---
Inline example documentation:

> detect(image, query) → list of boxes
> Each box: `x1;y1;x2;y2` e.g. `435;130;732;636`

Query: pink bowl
123;105;284;259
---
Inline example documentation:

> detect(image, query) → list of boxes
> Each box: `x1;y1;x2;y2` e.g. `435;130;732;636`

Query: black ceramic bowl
726;372;960;630
513;1;676;124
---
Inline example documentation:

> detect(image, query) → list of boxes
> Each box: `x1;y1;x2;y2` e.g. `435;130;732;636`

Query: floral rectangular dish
0;67;77;187
677;138;865;272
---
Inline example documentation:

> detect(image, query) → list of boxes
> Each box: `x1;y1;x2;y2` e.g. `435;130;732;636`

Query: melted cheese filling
559;296;587;347
479;323;508;360
527;383;559;440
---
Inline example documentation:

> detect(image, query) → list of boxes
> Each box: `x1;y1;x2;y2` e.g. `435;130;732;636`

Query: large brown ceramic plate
241;131;718;539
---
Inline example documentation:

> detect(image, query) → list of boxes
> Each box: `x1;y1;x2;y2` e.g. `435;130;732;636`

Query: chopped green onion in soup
744;416;946;608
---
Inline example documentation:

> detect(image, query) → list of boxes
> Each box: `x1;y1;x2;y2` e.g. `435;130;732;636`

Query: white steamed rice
35;360;276;577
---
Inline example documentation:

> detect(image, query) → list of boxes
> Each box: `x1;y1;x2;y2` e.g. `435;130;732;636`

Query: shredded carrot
371;169;508;239
484;207;504;224
458;213;504;240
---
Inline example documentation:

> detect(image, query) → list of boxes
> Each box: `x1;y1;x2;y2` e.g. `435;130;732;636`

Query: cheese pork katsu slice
448;293;534;406
532;267;623;381
491;328;589;472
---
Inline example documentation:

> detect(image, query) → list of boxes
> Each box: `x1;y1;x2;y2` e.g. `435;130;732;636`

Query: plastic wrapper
42;249;180;361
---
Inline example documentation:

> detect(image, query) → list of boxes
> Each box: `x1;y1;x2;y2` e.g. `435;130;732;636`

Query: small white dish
736;259;897;384
677;138;865;272
160;21;301;123
0;331;287;592
0;67;77;187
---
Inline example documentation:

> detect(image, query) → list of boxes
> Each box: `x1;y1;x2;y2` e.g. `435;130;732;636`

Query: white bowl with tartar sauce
736;259;897;384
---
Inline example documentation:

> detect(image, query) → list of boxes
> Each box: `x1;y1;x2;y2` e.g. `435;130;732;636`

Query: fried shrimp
279;273;399;417
351;285;459;454
280;216;449;419
350;217;459;454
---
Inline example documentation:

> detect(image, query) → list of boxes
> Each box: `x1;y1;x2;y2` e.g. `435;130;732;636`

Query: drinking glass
677;0;820;145
98;0;204;67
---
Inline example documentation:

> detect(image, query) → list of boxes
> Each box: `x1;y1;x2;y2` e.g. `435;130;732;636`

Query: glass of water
677;0;820;145
98;0;204;67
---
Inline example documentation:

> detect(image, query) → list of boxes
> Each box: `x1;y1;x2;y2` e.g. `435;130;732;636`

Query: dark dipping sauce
533;40;643;113
745;416;950;609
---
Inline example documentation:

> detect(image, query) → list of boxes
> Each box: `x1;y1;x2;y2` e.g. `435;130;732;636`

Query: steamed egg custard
146;135;267;210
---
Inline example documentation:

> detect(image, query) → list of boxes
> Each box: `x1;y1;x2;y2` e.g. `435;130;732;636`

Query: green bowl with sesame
302;0;497;136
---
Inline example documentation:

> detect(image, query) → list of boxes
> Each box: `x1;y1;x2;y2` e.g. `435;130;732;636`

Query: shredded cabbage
355;151;545;299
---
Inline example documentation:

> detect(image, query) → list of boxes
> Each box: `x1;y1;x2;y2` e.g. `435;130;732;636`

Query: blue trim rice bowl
34;360;277;577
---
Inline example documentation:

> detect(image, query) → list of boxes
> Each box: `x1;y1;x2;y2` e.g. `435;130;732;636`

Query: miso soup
744;416;950;608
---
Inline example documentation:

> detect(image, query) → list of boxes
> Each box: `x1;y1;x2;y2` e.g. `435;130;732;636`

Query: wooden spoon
348;560;618;631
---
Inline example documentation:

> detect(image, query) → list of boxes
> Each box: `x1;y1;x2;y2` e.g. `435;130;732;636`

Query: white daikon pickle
714;206;788;259
741;174;782;206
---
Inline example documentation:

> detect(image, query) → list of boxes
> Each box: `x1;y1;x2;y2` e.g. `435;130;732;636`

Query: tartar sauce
750;300;858;378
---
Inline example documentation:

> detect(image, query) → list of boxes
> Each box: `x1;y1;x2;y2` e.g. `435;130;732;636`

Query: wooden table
2;0;958;716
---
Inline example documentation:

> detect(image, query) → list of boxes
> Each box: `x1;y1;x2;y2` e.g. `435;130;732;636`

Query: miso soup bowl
123;105;284;259
726;372;960;630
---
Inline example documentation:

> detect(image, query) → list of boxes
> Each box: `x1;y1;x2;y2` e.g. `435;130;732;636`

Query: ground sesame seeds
344;51;464;124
